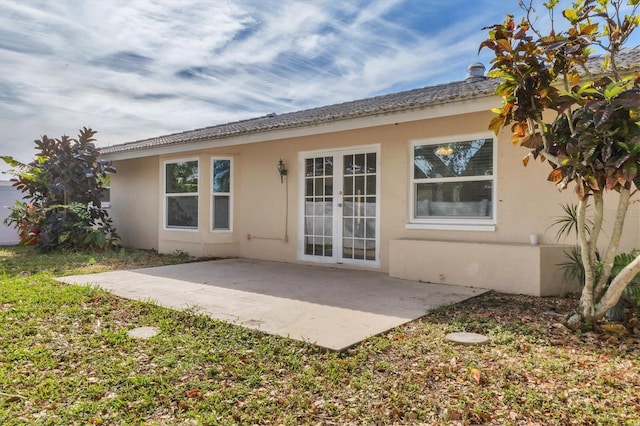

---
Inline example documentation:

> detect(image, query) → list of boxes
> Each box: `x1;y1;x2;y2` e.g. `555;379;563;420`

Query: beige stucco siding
109;156;159;250
107;108;639;295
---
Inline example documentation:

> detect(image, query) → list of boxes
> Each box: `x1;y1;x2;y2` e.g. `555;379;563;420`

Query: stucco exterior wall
389;239;579;296
108;108;639;295
110;156;160;250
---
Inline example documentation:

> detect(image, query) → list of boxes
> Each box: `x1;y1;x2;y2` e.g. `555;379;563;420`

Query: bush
2;127;119;251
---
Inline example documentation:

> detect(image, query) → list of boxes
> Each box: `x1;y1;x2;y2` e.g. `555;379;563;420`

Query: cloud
0;0;588;174
90;51;154;75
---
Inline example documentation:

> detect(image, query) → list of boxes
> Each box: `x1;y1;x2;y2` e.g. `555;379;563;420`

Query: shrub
1;127;119;251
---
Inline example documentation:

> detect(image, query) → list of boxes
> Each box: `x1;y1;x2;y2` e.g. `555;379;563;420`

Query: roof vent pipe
466;62;486;82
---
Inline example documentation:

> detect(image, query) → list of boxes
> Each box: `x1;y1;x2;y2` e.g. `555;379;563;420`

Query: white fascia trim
101;96;499;161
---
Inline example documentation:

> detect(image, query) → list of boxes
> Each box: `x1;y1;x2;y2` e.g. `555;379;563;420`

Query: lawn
1;246;638;425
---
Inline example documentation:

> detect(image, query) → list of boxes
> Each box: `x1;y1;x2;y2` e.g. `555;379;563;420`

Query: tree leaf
600;323;628;335
580;23;599;35
605;174;618;190
548;168;564;184
585;175;601;191
594;104;614;129
497;38;512;51
521;133;543;149
563;8;579;22
613;89;640;108
470;368;481;384
186;389;201;398
604;83;625;100
0;155;25;168
489;115;505;135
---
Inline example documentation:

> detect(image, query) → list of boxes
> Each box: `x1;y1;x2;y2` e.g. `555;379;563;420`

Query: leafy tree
1;127;119;251
480;0;639;329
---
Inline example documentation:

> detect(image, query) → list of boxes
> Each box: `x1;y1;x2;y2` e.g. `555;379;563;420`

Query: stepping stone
128;326;160;339
445;332;488;345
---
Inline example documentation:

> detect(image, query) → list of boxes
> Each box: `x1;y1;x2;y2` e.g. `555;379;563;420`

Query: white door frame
297;144;381;267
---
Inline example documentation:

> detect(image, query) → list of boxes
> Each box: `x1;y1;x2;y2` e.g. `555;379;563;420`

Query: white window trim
407;132;497;231
163;157;199;232
211;156;233;233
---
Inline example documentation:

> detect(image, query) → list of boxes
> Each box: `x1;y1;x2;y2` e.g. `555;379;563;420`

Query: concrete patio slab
59;258;488;351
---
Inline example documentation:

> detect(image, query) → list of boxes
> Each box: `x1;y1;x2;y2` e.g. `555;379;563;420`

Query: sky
0;0;615;174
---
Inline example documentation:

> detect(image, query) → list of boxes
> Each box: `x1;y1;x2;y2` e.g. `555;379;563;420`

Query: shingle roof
100;46;639;156
587;45;640;74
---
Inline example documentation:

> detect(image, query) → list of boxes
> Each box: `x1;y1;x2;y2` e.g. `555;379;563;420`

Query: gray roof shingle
100;46;639;156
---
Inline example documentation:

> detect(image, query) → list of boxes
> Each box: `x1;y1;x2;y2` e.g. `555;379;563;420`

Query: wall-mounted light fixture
277;159;288;183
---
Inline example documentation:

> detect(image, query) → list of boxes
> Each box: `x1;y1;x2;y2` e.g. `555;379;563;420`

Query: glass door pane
303;156;334;257
342;152;376;261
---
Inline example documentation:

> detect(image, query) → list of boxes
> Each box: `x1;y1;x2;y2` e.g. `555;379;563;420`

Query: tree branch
0;391;27;400
528;118;561;166
594;186;631;298
595;253;640;319
560;74;576;135
577;198;595;318
519;0;544;38
590;191;604;271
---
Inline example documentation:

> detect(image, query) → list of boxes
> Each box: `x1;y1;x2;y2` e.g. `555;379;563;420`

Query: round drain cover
128;326;160;339
445;332;488;345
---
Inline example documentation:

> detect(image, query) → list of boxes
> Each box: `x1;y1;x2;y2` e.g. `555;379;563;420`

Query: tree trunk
595;254;640;319
566;310;591;331
594;187;631;299
577;199;596;318
589;192;604;268
569;187;637;329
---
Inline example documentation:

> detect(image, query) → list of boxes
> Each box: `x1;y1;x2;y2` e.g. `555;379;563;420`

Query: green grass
1;246;638;425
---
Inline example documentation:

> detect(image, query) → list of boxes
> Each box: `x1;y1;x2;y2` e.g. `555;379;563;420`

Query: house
100;48;640;297
0;181;20;245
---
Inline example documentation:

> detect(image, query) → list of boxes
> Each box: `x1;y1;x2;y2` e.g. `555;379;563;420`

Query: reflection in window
414;139;492;179
412;138;494;222
99;187;111;207
212;158;232;231
165;160;199;229
342;152;377;261
166;161;199;193
99;175;111;207
304;156;333;256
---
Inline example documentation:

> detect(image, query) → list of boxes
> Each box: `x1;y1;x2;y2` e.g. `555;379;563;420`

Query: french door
299;146;379;266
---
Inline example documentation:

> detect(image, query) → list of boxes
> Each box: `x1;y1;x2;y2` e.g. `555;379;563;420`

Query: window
211;157;232;231
99;186;111;208
99;175;110;208
410;135;494;227
164;159;199;229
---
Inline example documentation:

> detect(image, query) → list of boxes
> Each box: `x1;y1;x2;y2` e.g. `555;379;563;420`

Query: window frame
210;156;233;232
407;133;496;231
163;157;199;231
